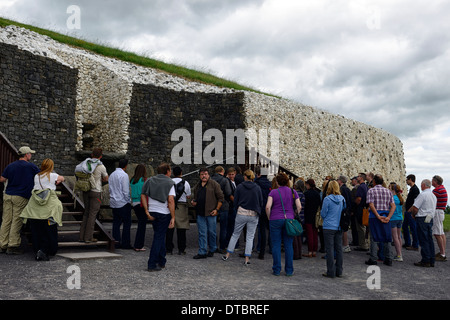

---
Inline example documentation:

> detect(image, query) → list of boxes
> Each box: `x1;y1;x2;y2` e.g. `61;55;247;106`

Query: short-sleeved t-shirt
33;172;59;190
1;160;40;199
268;186;299;220
148;186;176;215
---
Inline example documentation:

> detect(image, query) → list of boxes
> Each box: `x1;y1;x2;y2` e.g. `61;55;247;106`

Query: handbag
315;207;323;228
278;189;303;237
362;207;370;226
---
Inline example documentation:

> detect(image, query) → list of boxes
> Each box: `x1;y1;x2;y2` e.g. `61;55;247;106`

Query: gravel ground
0;222;448;315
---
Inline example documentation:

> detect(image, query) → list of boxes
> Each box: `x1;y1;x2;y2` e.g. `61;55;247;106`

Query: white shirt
413;188;437;218
172;177;191;203
148;186;176;214
33;173;59;190
108;168;131;208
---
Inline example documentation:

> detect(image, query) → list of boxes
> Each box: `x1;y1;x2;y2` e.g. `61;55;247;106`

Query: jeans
227;214;259;256
416;216;435;264
147;212;172;269
269;219;294;275
112;203;132;248
133;204;147;249
196;215;217;255
323;229;343;277
402;211;418;248
218;208;228;250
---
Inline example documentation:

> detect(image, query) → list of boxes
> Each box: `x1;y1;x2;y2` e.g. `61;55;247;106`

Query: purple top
268;186;299;220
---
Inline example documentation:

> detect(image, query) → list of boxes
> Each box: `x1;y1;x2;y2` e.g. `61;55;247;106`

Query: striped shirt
432;185;448;210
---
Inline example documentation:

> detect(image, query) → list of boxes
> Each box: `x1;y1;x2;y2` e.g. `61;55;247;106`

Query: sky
1;0;450;198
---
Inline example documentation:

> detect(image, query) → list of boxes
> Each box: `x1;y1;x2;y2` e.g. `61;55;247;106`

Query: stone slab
57;251;123;261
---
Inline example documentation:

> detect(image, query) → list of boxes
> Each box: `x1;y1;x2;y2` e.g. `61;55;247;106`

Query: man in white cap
0;146;40;254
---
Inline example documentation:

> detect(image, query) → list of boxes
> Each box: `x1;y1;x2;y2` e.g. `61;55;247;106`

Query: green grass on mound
0;17;279;97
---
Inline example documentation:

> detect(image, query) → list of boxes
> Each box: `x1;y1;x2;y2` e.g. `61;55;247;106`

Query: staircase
55;180;115;252
0;131;115;252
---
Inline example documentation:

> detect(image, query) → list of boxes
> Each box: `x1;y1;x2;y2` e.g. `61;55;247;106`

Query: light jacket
321;194;345;230
20;189;63;226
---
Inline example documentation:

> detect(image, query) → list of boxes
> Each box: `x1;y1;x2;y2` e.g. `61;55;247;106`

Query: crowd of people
0;146;448;278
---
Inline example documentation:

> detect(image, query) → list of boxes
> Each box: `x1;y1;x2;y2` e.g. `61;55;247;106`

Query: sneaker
6;247;23;255
36;250;49;261
222;255;229;261
393;255;403;262
365;259;377;265
343;245;351;253
244;261;251;266
147;266;162;272
435;254;447;261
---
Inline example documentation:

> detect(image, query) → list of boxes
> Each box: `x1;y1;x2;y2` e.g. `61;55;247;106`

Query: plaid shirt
366;185;394;212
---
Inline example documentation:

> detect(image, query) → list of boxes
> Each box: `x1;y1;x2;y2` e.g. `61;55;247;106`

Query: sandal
134;248;146;252
302;253;313;258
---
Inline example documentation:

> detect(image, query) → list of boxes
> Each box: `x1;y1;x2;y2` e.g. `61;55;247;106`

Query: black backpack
340;200;351;231
174;179;186;208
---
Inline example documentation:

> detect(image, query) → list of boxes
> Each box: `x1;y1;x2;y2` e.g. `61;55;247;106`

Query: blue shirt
391;195;403;221
1;160;40;199
108;168;131;208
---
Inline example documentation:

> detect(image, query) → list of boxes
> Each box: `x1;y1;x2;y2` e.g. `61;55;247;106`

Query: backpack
74;158;102;192
340;202;351;231
174;179;186;209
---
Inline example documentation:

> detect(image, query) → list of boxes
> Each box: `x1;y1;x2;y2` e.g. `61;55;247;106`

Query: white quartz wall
243;92;407;187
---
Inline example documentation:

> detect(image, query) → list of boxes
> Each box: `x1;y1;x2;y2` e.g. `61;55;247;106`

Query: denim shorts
390;220;402;229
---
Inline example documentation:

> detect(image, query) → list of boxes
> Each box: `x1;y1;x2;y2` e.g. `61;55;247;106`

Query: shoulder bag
278;189;303;237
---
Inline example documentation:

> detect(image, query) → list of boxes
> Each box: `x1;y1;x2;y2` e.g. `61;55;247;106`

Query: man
403;174;420;251
0;146;40;254
141;163;176;271
365;174;396;266
191;168;224;259
109;159;132;249
166;166;191;255
411;179;437;267
354;173;369;251
349;176;360;246
254;166;272;259
337;175;352;253
79;148;108;243
226;167;237;246
431;175;447;261
211;166;232;253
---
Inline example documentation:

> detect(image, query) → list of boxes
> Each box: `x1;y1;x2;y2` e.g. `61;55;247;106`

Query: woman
302;179;321;258
321;180;345;278
389;182;404;262
293;179;305;260
266;172;302;276
130;164;148;251
20;159;64;261
222;170;263;265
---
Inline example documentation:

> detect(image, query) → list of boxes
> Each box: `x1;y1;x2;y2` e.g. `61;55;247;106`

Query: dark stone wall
0;42;78;175
128;83;246;185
